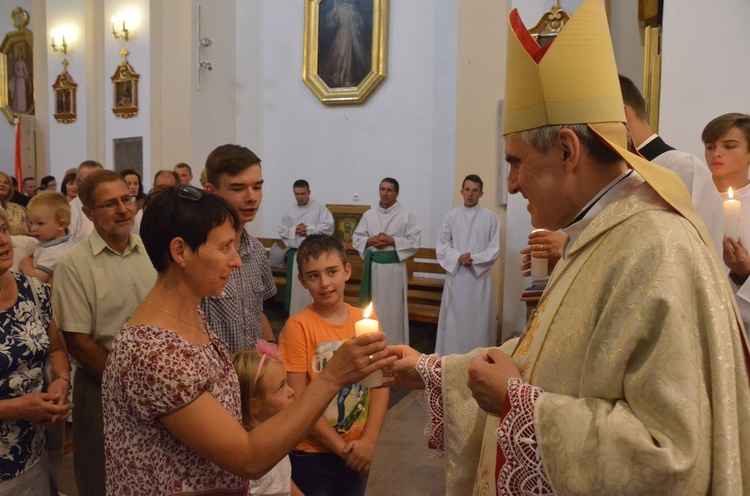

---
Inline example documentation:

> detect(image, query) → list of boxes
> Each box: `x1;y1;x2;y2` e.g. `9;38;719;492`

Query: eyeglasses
177;185;203;201
93;195;136;211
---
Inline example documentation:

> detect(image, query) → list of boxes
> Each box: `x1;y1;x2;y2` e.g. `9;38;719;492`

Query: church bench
258;238;446;324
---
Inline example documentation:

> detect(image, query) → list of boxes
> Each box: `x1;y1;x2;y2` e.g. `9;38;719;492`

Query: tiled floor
56;302;441;495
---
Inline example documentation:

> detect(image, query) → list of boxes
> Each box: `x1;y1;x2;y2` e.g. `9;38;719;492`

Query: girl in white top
233;342;303;496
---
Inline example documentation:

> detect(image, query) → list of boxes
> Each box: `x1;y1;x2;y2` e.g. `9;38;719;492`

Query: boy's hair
296;234;347;275
293;179;309;189
232;350;283;429
702;113;750;147
618;74;648;120
28;191;72;224
204;144;262;187
462;174;483;191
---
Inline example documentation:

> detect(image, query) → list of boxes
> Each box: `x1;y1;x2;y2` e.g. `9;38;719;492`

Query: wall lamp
111;16;129;41
50;31;68;55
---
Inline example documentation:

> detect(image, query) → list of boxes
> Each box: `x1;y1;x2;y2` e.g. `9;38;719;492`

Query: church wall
453;0;507;342
46;0;88;175
233;1;457;245
103;0;151;180
659;0;750;159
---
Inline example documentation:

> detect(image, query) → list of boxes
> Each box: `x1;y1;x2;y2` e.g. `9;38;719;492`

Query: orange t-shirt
279;303;379;453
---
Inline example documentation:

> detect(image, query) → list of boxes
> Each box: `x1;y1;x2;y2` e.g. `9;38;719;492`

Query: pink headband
252;340;282;390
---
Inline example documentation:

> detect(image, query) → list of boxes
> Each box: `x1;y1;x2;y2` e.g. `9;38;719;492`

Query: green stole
358;250;400;307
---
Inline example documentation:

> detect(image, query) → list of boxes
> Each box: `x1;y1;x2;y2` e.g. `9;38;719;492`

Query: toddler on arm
18;191;74;284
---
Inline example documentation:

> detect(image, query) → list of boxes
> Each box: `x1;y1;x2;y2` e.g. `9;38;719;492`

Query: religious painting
111;49;139;118
52;67;77;124
303;0;388;105
0;7;34;124
326;204;370;254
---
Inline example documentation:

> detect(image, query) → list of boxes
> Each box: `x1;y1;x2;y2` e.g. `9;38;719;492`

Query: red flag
14;117;23;192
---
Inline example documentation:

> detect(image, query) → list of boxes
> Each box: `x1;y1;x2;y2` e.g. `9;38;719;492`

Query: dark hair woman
102;186;393;495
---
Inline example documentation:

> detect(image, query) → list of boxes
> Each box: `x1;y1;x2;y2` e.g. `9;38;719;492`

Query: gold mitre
502;0;734;314
503;0;625;144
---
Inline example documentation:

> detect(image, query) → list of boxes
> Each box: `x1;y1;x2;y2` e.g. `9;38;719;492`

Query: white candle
724;187;741;240
529;229;548;278
354;303;383;387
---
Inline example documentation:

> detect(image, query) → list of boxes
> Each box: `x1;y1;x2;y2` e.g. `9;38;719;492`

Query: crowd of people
1;0;749;495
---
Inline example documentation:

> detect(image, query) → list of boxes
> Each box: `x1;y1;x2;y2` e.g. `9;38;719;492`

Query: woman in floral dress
0;206;71;496
102;186;392;495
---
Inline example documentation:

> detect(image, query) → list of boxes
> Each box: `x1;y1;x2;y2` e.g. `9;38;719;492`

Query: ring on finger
368;354;374;364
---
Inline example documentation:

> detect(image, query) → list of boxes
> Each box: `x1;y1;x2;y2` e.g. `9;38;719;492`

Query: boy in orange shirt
279;234;389;496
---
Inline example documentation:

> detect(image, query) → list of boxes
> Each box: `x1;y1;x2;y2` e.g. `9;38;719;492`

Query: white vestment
68;196;94;243
638;135;724;254
435;205;500;355
278;199;334;315
353;201;421;345
723;182;750;335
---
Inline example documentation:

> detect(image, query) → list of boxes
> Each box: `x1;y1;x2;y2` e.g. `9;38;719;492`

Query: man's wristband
730;271;749;286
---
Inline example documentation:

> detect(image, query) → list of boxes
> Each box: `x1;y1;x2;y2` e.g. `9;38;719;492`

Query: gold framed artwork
111;48;139;118
52;61;77;124
303;0;388;105
0;7;34;124
326;204;370;253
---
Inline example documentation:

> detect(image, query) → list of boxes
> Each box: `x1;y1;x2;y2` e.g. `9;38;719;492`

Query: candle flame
729;187;734;199
363;302;373;318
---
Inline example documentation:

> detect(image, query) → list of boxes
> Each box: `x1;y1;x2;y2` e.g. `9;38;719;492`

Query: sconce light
50;31;68;55
111;16;129;41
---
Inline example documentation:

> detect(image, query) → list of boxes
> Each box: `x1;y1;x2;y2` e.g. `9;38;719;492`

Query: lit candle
354;303;383;387
724;187;741;240
529;229;548;278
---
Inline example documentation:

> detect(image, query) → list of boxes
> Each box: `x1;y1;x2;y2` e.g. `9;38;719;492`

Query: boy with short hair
279;234;389;496
19;191;74;283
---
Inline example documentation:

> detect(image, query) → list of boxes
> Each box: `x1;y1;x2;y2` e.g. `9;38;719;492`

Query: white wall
104;0;150;176
235;1;457;245
660;0;750;159
46;0;88;176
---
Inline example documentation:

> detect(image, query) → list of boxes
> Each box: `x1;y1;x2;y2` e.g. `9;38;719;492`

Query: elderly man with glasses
51;170;156;496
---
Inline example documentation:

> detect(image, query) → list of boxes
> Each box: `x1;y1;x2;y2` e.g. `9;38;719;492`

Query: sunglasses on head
177;185;203;201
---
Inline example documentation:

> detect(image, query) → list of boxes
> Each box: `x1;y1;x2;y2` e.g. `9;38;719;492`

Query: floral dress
102;321;247;495
0;273;51;481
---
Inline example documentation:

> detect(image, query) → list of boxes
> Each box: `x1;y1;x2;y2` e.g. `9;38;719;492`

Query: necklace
144;299;207;334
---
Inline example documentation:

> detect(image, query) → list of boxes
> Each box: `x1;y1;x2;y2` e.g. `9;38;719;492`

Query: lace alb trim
497;378;553;495
416;353;444;452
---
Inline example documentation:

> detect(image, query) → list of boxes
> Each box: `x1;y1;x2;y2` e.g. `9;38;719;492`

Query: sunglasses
177;185;203;201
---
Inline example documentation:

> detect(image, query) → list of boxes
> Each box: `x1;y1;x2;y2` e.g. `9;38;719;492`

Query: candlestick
724;187;741;240
354;303;383;387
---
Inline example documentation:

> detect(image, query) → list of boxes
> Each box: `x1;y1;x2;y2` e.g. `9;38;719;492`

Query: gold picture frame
303;0;388;105
326;204;370;253
111;49;139;118
52;62;77;124
0;7;34;124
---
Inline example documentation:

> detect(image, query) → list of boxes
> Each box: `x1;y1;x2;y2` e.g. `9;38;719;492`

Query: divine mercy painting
317;0;373;89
